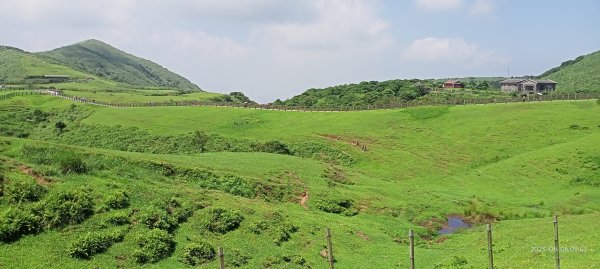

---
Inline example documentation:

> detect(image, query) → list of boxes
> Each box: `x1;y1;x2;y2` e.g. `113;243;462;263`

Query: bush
133;229;175;263
103;211;130;226
68;229;125;259
252;141;291;155
226;249;251;267
104;190;130;210
40;190;94;229
316;198;359;216
138;198;193;232
0;207;41;242
4;179;46;203
263;254;310;268
56;153;87;174
181;242;215;266
204;208;244;234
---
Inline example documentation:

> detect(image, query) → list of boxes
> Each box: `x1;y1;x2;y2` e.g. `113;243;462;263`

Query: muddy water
438;216;472;234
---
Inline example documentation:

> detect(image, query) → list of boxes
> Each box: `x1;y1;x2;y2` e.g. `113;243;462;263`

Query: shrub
56;153;87;174
252;141;291;155
204;208;244;234
133;229;175;263
138;198;193;232
226;249;251;267
103;211;130;226
40;190;94;229
20;145;54;165
138;204;177;231
4;179;46;203
68;229;125;259
181;242;215;266
0;207;42;242
263;254;310;268
316;198;359;216
104;190;130;210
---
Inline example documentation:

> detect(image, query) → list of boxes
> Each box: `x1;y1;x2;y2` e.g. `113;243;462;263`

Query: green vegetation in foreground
38;39;202;91
0;95;599;268
543;49;600;93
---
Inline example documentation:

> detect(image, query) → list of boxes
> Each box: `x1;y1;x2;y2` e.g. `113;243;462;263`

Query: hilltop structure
443;80;465;89
500;79;557;94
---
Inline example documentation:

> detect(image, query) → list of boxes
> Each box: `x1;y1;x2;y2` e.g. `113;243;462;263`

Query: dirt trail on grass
317;133;369;151
18;165;52;186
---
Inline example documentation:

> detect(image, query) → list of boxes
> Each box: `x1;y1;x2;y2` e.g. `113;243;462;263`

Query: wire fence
1;88;599;112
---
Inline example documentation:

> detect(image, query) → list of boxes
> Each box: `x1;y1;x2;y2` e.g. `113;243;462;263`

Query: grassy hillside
542;50;600;93
0;94;599;268
38;39;202;91
0;46;92;84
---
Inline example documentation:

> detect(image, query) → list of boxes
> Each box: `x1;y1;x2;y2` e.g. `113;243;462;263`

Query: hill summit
38;39;202;91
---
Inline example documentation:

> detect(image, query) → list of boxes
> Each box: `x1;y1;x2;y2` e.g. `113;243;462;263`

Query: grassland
0;94;599;268
543;50;600;93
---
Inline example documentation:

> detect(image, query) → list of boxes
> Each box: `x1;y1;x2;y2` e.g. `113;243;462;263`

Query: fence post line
409;229;415;269
325;228;334;269
553;216;561;269
487;224;494;269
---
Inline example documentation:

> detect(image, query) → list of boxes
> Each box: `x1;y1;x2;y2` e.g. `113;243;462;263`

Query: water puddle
438;216;472;234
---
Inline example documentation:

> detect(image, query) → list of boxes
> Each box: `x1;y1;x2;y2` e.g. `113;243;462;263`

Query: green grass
1;95;600;268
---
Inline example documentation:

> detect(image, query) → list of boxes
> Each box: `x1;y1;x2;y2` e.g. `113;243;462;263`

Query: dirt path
18;165;52;186
317;133;369;151
300;191;309;209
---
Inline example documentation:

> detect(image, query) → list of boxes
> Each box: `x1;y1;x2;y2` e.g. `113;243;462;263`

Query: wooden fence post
218;247;225;269
409;229;415;269
487;224;494;269
553;216;560;269
326;228;334;269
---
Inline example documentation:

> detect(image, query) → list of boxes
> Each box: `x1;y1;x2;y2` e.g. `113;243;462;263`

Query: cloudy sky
1;0;599;102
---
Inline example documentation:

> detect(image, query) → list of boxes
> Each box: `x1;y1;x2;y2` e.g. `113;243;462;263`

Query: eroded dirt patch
18;165;52;186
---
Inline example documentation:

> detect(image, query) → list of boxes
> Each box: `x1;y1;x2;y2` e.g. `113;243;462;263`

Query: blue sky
1;0;599;102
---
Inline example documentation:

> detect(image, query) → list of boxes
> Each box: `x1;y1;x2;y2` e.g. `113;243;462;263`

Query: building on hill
500;79;557;94
443;80;464;89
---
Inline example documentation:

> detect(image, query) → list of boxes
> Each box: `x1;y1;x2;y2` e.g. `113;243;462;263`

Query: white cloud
470;0;496;15
416;0;464;10
403;37;509;65
251;0;391;52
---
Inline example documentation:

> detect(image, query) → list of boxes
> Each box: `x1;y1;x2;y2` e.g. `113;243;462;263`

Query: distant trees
280;79;434;107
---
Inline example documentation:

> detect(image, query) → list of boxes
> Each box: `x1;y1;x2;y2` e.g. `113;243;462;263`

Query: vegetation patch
180;241;215;266
203;208;244;234
39;189;94;229
137;197;193;232
250;211;299;246
68;228;126;259
3;177;46;203
0;206;41;242
263;254;310;268
288;142;355;165
316;197;359;216
133;228;176;263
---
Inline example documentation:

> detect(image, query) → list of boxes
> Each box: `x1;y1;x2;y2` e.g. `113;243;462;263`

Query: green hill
0;93;599;268
542;49;600;92
0;46;92;84
38;39;202;91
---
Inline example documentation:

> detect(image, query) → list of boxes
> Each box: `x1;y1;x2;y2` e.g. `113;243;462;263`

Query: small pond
438;216;472;234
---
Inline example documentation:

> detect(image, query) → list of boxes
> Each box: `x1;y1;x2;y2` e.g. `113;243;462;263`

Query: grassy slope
38;39;202;91
0;46;92;84
1;95;600;268
543;50;600;92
